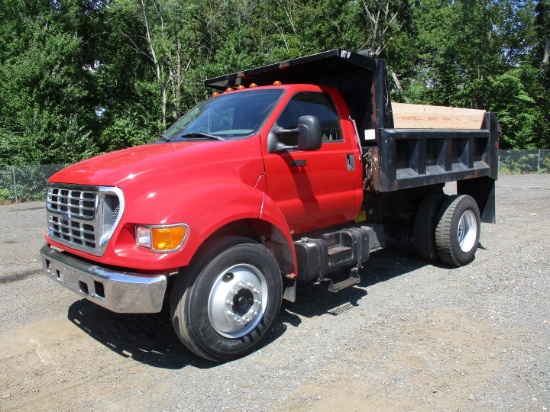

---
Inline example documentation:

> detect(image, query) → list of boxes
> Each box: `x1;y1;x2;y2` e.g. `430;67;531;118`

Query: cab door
262;88;363;234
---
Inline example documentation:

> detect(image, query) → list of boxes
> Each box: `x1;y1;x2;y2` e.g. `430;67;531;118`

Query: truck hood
49;139;263;190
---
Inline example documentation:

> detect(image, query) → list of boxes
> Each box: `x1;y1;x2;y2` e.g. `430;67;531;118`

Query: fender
258;192;298;275
178;187;298;274
92;181;268;271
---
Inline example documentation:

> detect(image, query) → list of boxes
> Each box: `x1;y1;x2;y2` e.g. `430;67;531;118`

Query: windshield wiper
180;132;225;141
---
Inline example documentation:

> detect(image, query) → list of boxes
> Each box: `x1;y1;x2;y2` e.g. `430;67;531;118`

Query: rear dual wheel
414;194;481;267
414;193;446;262
435;195;480;267
170;236;282;362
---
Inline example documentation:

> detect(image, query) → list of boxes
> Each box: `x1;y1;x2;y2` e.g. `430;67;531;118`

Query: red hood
50;142;202;186
49;139;262;190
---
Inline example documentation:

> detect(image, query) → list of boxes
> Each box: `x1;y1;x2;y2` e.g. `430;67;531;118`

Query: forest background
1;0;549;166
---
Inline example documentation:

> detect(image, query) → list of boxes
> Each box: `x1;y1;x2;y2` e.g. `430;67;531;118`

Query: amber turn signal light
151;226;187;251
136;224;189;252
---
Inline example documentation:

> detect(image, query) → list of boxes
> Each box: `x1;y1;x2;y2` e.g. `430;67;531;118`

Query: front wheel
435;195;481;267
170;236;283;362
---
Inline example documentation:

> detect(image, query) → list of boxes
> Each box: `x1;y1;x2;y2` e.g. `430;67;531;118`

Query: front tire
170;236;283;362
435;195;481;267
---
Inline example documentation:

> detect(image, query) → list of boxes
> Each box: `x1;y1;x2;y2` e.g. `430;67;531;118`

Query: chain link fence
0;164;68;205
0;150;549;205
499;149;550;174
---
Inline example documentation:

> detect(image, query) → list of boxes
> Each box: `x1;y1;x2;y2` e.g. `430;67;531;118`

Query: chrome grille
49;215;96;248
46;184;124;256
47;188;97;220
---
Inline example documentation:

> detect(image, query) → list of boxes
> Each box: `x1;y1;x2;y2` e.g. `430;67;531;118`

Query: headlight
135;224;189;252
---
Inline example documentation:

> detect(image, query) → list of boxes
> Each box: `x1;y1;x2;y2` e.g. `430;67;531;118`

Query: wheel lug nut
253;289;260;294
226;300;232;306
230;289;236;295
239;282;245;288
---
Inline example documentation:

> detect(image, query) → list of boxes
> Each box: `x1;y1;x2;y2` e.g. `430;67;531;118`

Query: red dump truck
40;49;498;361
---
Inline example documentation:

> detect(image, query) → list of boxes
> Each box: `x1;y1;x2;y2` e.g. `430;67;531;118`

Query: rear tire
435;195;480;267
414;193;446;262
170;236;283;362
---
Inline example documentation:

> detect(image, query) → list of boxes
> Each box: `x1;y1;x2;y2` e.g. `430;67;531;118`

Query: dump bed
205;49;499;214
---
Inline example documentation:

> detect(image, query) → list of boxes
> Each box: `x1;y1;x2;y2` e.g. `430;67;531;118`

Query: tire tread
435;195;480;267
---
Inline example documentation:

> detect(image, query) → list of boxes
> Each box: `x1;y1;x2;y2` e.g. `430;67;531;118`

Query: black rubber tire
435;195;481;267
414;193;446;262
170;236;283;362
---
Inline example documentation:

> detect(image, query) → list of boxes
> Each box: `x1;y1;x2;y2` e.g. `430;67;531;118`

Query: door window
277;92;343;146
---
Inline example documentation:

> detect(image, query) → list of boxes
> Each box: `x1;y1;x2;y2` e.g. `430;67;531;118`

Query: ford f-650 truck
40;49;498;362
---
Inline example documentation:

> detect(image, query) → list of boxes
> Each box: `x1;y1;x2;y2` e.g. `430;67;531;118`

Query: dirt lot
0;174;548;411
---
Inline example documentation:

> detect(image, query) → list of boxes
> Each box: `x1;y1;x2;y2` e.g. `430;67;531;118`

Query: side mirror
295;116;323;151
268;115;323;153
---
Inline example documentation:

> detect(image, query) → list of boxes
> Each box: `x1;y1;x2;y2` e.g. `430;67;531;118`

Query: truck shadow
67;300;207;369
279;240;431;321
67;298;289;369
66;241;453;368
279;236;488;325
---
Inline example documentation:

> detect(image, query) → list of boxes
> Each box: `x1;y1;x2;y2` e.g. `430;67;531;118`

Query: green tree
1;0;547;165
387;0;547;149
0;0;101;165
534;0;550;148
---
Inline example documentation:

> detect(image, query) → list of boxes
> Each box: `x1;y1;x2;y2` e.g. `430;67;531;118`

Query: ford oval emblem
62;212;70;221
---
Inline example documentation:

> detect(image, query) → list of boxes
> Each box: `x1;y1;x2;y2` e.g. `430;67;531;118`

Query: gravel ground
0;174;548;411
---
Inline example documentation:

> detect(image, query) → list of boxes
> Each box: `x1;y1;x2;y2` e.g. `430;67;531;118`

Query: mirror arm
273;127;299;152
276;144;298;151
275;127;298;135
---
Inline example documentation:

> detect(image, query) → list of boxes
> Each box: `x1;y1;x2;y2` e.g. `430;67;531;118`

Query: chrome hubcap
208;264;267;338
457;210;477;252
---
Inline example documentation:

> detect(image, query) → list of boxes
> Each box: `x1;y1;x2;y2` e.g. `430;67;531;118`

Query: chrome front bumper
40;244;167;313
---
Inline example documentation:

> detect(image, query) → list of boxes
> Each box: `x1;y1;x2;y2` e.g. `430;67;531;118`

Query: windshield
162;89;285;141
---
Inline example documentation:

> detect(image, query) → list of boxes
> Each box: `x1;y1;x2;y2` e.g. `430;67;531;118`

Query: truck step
327;267;361;293
328;245;352;263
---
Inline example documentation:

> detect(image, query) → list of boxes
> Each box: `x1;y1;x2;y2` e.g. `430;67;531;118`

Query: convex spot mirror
270;115;323;153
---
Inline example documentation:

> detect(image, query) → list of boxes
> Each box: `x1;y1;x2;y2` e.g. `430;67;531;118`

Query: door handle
346;154;355;171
